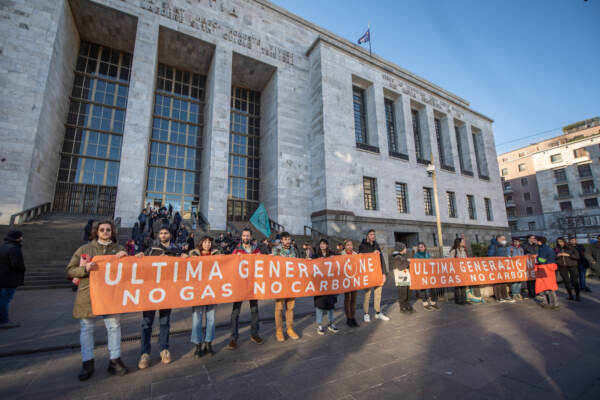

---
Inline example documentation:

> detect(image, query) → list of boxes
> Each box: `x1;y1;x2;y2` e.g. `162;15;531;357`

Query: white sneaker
363;313;371;323
375;312;390;321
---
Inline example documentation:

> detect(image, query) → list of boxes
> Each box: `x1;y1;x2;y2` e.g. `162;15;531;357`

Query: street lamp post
427;152;444;249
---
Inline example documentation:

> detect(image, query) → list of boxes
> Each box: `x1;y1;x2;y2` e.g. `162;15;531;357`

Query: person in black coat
569;236;591;292
312;239;339;335
555;237;580;301
83;219;94;242
0;230;25;328
358;229;390;322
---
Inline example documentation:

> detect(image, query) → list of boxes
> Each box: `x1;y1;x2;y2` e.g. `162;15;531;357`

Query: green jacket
66;240;125;319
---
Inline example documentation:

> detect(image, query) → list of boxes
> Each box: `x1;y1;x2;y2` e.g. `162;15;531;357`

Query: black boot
576;292;581;301
346;318;352;327
204;342;214;356
107;358;129;376
194;344;203;359
78;359;94;381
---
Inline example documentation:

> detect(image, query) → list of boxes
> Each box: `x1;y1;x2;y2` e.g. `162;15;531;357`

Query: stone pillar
114;15;159;226
199;46;232;231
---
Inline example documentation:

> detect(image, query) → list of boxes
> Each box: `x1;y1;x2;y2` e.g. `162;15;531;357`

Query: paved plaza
1;281;600;400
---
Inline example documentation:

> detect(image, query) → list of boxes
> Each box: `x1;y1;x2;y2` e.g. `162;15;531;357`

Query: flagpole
368;22;372;57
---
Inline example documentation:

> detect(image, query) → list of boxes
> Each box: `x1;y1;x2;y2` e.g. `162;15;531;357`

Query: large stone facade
0;0;507;248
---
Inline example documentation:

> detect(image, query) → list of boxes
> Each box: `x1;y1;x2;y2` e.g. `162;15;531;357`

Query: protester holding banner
312;239;339;335
392;243;415;313
535;237;559;310
413;243;439;310
523;235;539;298
272;232;300;342
448;238;469;305
66;220;130;381
487;236;515;303
228;228;263;350
509;238;525;301
138;228;188;368
554;237;581;302
359;230;390;322
188;236;221;357
341;239;359;327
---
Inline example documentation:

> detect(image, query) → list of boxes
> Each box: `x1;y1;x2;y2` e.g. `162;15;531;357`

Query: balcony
579;172;593;179
503;186;513;194
554;176;568;183
581;188;599;196
554;192;572;200
505;200;516;207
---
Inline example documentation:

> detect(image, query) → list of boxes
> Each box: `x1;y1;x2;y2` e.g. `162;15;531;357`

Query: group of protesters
1;215;598;382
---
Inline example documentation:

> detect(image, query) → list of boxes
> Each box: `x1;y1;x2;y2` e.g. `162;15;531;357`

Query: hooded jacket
358;239;388;274
0;237;25;288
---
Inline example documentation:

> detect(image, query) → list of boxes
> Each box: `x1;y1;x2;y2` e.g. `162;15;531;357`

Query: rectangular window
506;208;515;218
557;184;570;198
435;118;446;167
578;163;592;178
581;180;596;195
385;99;398;154
395;182;408;213
472;128;489;179
518;163;526;171
524;192;531;201
518;152;526;157
484;198;493;221
353;86;367;145
504;182;512;191
521;177;528;186
526;206;533;216
554;168;567;182
363;177;377;210
509;221;518;231
550;154;562;163
560;201;572;211
446;191;457;218
467;195;476;220
412;109;424;163
585;198;598;209
574;148;588;158
506;194;513;203
423;187;434;216
528;221;536;230
501;168;508;176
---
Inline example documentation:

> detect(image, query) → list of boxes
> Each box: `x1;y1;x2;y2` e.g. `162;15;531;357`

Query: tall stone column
199;46;232;231
114;15;159;226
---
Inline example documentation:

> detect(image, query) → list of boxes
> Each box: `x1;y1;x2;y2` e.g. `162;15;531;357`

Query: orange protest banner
409;255;536;290
89;253;383;315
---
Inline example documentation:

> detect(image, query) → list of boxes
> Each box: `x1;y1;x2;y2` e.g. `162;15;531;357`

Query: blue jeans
191;305;215;344
0;288;16;324
511;282;522;296
80;315;121;362
577;265;588;290
141;309;171;354
315;308;334;325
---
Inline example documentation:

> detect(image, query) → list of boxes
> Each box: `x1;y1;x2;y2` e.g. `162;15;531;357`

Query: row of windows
353;85;486;178
363;177;493;221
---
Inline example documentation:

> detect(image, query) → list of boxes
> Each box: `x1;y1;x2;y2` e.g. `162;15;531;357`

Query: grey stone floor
1;281;600;399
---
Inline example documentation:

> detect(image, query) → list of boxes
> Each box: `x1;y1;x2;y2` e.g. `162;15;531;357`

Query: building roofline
254;0;494;123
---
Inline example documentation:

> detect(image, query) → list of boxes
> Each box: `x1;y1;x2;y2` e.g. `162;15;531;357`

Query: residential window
363;177;377;210
518;163;526;172
528;221;536;231
423;187;434;216
353;86;367;145
557;184;570;198
509;221;518;231
484;198;493;221
435;118;446;167
411;109;425;162
521;177;528;186
584;198;598;209
554;168;567;182
526;207;533;216
524;192;531;201
506;208;515;218
447;191;457;218
501;168;508;176
581;180;596;195
550;154;562;163
578;163;592;178
395;182;408;213
560;201;572;211
574;148;588;158
385;99;398;154
504;182;512;191
467;195;476;220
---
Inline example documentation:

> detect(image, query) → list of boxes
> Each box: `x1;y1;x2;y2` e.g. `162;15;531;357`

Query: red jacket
535;263;558;294
232;243;261;255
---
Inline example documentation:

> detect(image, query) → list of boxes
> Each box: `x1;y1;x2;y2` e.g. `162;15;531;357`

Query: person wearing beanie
0;230;25;329
392;242;414;313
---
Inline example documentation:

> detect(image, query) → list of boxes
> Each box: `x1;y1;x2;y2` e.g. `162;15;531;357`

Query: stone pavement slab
0;280;599;399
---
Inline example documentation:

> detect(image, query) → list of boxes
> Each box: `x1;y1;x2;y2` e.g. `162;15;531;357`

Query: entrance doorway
394;232;420;248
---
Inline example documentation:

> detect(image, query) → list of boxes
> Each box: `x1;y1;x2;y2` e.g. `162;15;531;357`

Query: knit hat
6;230;23;241
394;242;407;252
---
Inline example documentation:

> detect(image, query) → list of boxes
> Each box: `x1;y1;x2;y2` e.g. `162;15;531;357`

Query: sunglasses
98;228;112;232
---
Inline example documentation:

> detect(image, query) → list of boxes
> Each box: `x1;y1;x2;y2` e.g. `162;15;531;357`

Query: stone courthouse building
0;0;508;246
